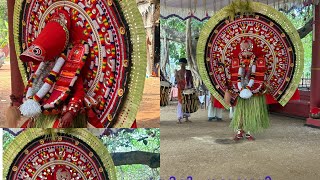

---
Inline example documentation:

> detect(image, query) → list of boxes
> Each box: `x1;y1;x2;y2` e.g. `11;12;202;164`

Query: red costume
177;69;193;103
13;0;145;128
213;97;224;109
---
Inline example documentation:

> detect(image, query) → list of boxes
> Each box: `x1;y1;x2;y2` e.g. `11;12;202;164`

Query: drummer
175;58;193;123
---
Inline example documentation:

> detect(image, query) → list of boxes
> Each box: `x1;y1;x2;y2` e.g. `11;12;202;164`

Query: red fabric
42;44;86;108
87;109;104;128
310;107;320;114
20;119;30;128
213;98;224;109
69;76;85;105
265;93;278;104
265;89;300;104
52;119;60;128
131;120;137;128
289;89;300;101
177;70;193;103
231;90;300;106
177;85;184;103
20;10;70;63
70;24;86;43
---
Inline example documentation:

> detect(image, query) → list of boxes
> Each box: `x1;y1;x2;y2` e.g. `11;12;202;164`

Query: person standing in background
208;95;224;121
175;58;193;123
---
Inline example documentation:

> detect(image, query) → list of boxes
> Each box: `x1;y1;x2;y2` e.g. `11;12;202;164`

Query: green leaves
0;0;8;48
282;6;312;76
101;128;160;179
3;131;14;151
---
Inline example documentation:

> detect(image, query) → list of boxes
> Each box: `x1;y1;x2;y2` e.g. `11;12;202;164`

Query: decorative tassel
19;99;42;117
239;89;253;99
6;106;21;127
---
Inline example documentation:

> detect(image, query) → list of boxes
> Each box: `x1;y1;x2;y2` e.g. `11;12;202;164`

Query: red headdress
20;9;71;63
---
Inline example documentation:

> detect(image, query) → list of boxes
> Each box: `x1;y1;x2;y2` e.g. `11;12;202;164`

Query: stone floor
0;61;159;128
160;101;320;180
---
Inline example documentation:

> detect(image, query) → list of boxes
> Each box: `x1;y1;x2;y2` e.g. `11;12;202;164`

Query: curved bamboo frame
3;128;117;179
197;1;304;108
13;0;147;127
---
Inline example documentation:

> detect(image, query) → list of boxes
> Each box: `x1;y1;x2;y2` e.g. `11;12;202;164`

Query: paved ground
160;101;320;180
0;60;159;128
136;77;160;128
0;62;10;127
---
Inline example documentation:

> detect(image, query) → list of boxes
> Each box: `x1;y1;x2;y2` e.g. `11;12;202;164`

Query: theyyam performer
7;0;146;128
197;0;303;140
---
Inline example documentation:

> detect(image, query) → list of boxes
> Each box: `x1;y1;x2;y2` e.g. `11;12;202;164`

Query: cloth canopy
161;0;312;21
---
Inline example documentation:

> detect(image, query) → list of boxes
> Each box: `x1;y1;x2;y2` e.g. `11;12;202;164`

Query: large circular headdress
3;129;116;179
197;1;303;108
13;0;146;127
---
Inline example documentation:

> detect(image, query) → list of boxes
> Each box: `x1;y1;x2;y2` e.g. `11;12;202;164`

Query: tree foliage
0;0;8;48
161;18;206;75
101;128;160;180
282;6;313;76
3;130;14;150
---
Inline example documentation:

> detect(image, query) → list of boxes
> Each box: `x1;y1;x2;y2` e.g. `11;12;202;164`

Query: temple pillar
306;2;320;127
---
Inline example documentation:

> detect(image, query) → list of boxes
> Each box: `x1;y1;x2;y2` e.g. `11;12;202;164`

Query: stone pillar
306;2;320;127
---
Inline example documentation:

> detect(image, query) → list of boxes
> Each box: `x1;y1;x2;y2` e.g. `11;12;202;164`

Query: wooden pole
306;2;320;127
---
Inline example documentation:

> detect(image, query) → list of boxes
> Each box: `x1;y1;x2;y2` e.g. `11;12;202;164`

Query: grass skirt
33;114;87;128
230;95;269;133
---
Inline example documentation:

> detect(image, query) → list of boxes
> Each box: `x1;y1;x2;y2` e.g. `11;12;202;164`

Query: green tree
101;128;160;180
282;7;313;76
0;0;8;48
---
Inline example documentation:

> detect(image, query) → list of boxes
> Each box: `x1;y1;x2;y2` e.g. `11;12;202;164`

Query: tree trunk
160;29;169;80
298;18;313;39
111;151;160;168
145;24;154;76
7;0;25;107
185;18;201;87
161;26;185;43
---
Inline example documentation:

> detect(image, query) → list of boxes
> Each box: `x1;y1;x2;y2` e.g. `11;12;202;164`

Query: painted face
240;40;253;52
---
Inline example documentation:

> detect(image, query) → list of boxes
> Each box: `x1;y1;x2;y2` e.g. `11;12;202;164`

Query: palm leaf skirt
230;95;269;133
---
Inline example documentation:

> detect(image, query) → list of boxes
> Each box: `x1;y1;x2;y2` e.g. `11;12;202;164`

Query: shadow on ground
160;101;320;180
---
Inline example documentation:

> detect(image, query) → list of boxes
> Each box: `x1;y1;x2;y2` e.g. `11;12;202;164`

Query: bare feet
185;117;192;123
